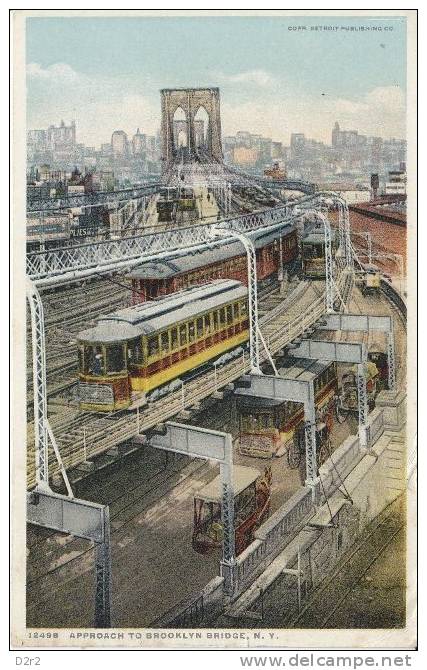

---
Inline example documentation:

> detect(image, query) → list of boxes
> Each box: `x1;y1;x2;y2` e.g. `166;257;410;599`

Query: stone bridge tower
160;87;223;172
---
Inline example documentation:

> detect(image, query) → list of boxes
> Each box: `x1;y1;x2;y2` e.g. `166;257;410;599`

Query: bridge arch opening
172;107;188;153
193;106;210;152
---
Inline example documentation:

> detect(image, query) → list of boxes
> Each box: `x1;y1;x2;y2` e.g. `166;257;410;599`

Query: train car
192;465;272;556
77;279;249;412
356;264;381;295
237;358;338;461
301;228;337;279
127;226;299;304
177;187;196;211
335;360;380;422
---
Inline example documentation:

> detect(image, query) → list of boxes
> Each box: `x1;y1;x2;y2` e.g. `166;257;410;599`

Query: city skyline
26;15;407;147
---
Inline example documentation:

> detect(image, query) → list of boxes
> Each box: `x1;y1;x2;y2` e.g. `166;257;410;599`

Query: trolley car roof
195;465;261;503
127;226;295;280
77;279;247;343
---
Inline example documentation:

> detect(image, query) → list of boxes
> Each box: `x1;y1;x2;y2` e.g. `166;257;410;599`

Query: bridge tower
160;87;223;172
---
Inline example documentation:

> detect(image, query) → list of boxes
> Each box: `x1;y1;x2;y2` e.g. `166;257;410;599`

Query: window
84;344;105;376
233;303;239;320
106;344;126;373
171;327;178;350
127;337;144;365
213;311;219;332
226;305;233;325
204;314;212;334
148;336;159;358
197;317;204;338
219;308;226;326
161;331;170;353
179;324;187;346
241;301;248;317
188;321;195;343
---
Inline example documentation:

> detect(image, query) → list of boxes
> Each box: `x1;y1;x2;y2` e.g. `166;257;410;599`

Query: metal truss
27;279;50;492
27;203;299;285
316;312;396;394
289;338;369;448
213;225;278;376
140;422;236;594
27;182;161;214
27;491;112;627
235;375;319;496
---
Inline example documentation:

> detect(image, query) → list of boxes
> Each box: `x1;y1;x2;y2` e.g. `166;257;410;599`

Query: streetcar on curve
335;359;381;423
77;279;249;412
192;465;272;556
301;228;337;279
236;358;338;465
355;264;381;296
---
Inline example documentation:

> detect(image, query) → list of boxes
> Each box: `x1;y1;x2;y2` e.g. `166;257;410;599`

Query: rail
380;278;407;322
26;280;337;488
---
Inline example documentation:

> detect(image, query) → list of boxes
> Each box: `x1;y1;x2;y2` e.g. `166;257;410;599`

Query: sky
26;15;407;147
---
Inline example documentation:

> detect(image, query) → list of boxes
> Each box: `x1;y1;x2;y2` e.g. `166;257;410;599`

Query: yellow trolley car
77;279;249;411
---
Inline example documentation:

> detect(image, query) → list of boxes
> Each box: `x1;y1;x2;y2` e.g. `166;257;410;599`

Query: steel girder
234;375;318;494
316;312;396;391
27;183;161;214
140;422;237;595
27;491;112;627
288;338;369;448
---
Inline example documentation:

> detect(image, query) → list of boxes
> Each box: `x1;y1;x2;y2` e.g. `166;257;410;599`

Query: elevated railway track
26;277;339;488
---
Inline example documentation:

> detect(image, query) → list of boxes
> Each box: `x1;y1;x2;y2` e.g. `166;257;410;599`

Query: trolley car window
161;331;169;353
213;311;218;332
179;324;187;346
106;344;126;374
220;308;226;326
171;327;178;349
127;337;144;365
148;336;159;357
241;301;248;317
196;317;204;338
188;321;195;343
233;303;239;320
226;305;233;325
84;344;105;376
204;314;211;334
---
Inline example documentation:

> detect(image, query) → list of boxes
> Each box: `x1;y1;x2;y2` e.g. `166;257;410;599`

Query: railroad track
27;274;348;489
287;495;404;628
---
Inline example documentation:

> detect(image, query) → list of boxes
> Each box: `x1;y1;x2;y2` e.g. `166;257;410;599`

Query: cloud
221;85;405;143
217;69;277;88
27;62;81;82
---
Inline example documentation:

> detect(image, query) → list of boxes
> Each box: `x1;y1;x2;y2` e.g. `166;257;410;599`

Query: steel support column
137;422;237;595
27;491;112;627
213;227;262;373
26;279;51;493
387;324;397;391
357;363;369;449
94;506;112;628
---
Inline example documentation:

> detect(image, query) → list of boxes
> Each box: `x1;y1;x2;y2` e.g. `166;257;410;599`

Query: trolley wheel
287;442;302;469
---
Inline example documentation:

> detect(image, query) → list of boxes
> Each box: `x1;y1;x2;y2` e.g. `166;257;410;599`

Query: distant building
385;169;406;195
111;130;128;156
233;146;258;166
47;120;76;150
132;128;146;155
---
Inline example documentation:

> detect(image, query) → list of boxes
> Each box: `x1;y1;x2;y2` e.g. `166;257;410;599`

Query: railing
380;278;407;321
234;486;314;593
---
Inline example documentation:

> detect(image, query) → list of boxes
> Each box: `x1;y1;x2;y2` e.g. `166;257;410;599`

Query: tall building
132;128;146;155
47;120;76;150
111;130;128;156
